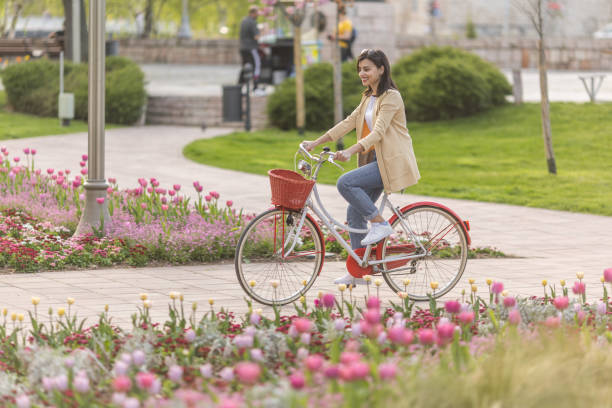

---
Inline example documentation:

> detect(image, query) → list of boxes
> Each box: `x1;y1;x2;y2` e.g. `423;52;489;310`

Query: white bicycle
235;143;471;305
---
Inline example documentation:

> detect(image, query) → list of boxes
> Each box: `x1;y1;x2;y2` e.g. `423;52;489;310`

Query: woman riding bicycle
302;48;420;286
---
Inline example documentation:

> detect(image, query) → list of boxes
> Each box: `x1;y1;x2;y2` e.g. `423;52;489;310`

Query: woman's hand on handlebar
334;150;351;162
301;140;317;152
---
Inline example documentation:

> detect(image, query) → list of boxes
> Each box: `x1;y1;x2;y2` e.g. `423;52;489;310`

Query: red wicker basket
268;169;315;210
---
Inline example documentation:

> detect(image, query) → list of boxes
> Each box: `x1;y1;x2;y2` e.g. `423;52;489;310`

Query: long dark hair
357;49;397;97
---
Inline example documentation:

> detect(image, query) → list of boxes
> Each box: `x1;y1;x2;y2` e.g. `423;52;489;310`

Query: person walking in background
329;6;354;62
239;5;261;91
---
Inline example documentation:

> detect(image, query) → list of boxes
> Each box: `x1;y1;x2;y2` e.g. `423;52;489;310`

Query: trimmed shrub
2;56;146;125
410;58;491;121
394;46;511;119
267;61;364;131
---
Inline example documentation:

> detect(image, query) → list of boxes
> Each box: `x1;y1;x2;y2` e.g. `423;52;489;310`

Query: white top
364;95;377;131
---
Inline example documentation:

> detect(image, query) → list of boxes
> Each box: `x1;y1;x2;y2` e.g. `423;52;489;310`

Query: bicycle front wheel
381;205;468;301
235;208;324;306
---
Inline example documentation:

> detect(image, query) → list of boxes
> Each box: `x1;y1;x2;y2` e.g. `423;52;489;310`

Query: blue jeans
336;160;384;250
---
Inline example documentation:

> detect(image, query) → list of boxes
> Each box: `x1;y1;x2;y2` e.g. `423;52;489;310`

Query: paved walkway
1;126;611;327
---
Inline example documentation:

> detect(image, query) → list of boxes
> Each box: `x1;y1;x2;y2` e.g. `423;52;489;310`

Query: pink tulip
491;281;504;294
226;200;233;207
168;365;183;382
387;326;405;344
136;372;155;390
553;296;569;311
444;300;461;314
322;293;335;308
604;268;612;283
210;191;220;199
363;309;380;325
378;362;397;380
23;148;30;155
544;316;561;328
503;296;516;308
508;308;521;325
168;190;176;196
108;177;116;183
366;296;381;310
340;351;361;365
82;154;88;161
418;328;435;345
235;362;261;385
304;354;324;371
161;204;169;211
13;157;20;163
205;195;212;202
572;281;586;295
289;372;305;389
316;365;336;381
112;376;132;392
173;184;181;191
80;168;87;175
96;197;105;204
292;317;312;333
436;323;456;345
47;168;54;174
346;361;370;381
79;161;86;167
458;311;475;325
195;185;203;192
31;149;36;155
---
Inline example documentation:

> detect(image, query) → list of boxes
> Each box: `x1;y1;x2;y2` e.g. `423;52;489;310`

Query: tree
514;0;558;174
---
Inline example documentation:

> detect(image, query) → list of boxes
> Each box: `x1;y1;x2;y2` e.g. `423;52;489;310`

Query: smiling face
358;58;385;94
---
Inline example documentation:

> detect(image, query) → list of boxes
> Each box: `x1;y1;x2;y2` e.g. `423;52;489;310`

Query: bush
393;46;511;120
2;56;146;125
267;61;364;131
410;58;491;121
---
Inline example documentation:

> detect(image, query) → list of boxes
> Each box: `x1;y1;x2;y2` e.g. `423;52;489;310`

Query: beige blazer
325;89;420;193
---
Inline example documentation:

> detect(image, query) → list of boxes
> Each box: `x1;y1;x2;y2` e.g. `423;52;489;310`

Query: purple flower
199;363;213;378
219;367;235;381
132;350;146;366
334;318;345;331
250;348;264;362
15;394;30;408
168;365;183;382
184;329;196;343
233;334;254;349
73;375;90;393
322;293;335;308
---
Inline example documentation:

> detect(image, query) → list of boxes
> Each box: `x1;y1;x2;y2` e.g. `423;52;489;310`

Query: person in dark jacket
239;6;261;90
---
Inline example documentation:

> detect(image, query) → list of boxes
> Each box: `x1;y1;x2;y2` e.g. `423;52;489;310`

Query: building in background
387;0;612;39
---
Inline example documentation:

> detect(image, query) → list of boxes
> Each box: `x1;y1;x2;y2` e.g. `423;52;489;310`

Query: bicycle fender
380;202;472;255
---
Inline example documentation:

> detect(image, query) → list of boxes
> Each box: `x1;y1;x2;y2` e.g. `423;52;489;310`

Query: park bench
0;38;63;59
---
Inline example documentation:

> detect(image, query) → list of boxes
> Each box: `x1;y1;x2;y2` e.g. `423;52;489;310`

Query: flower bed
1;272;612;407
0;147;248;272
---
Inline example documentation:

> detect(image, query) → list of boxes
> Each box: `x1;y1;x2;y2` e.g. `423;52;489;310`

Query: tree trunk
333;5;344;150
294;25;305;134
1;1;10;38
143;0;154;38
7;1;22;39
538;36;556;174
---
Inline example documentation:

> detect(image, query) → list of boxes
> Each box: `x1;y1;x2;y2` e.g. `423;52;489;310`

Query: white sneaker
361;222;394;246
333;273;366;285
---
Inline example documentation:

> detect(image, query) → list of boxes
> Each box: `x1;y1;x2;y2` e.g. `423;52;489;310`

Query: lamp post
74;0;109;237
178;0;192;39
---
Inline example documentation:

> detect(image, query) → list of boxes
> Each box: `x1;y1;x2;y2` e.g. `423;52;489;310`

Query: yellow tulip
17;314;24;322
541;280;547;287
301;280;307;287
208;299;214;306
31;297;41;305
601;276;606;284
486;279;492;286
338;284;347;292
299;296;305;304
67;297;75;305
249;280;256;287
10;313;17;321
169;292;178;300
398;292;408;299
104;304;109;312
471;285;478;293
403;278;411;286
576;272;584;280
2;308;7;316
143;300;152;309
501;290;508;297
363;275;372;283
192;302;197;311
140;293;148;301
179;294;184;301
374;279;383;287
430;281;439;290
270;280;280;289
468;278;475;285
560;280;566;287
57;308;65;317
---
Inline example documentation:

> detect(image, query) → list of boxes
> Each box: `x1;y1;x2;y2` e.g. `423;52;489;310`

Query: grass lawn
0;90;90;140
184;103;612;216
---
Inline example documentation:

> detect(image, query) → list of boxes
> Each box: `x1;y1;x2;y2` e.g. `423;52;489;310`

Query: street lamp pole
178;0;192;39
74;0;109;237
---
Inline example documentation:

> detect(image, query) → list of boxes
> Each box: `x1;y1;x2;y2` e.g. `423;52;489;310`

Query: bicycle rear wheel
380;205;468;300
235;208;324;306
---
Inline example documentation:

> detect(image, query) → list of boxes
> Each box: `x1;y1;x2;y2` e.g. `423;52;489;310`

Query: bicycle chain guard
346;247;375;278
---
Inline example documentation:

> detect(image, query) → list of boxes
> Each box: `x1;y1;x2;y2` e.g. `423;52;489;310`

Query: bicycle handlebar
299;143;345;172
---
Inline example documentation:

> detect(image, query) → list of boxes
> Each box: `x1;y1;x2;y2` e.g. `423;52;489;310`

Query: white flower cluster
0;371;24;397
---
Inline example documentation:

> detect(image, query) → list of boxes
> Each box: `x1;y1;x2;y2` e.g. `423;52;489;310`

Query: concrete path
0;126;611;327
138;64;612;102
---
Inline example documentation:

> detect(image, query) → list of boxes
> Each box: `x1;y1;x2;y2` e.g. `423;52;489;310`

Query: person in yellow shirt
330;6;354;62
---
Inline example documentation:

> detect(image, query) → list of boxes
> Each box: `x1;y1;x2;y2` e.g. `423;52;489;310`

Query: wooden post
294;25;305;134
333;3;344;149
512;68;523;105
